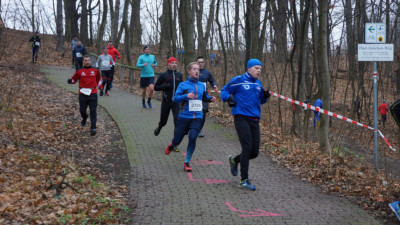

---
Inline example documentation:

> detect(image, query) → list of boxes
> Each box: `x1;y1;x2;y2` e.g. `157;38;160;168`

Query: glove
227;96;236;107
263;90;270;99
67;79;72;84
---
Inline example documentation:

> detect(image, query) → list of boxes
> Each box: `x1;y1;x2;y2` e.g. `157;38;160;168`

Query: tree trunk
318;0;331;153
121;0;132;65
31;0;35;32
63;0;79;41
244;0;262;68
130;0;141;47
216;0;228;91
271;0;288;63
80;0;89;46
159;0;173;54
56;0;64;52
195;0;216;58
179;0;195;68
109;0;119;43
96;0;108;54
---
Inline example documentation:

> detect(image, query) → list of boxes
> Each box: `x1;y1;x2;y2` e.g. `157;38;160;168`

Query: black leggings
32;47;39;61
101;70;112;92
233;115;260;180
158;101;180;129
79;93;98;129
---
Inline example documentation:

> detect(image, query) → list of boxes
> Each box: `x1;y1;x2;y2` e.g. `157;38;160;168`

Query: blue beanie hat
247;59;262;69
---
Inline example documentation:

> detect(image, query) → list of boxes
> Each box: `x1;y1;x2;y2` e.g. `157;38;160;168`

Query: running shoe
174;146;180;152
147;101;152;108
100;89;104;96
184;163;192;172
165;142;173;155
105;92;109;96
142;102;146;108
90;128;97;136
198;131;204;137
239;179;255;191
154;127;161;136
389;201;400;221
228;155;238;176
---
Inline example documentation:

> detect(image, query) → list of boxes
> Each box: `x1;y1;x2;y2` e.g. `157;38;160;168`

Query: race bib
35;42;40;46
102;61;109;67
189;100;202;111
80;88;92;96
76;52;82;57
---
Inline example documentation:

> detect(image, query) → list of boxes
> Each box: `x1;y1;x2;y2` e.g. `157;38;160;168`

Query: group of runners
63;41;271;190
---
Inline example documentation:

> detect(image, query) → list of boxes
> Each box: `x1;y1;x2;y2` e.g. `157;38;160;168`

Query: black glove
227;96;236;107
67;79;72;84
263;90;270;99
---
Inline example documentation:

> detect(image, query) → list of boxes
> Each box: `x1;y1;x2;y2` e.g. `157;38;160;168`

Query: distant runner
29;31;40;63
165;62;216;172
221;59;270;191
136;45;157;108
96;47;115;96
197;56;218;137
72;41;87;71
67;56;102;136
70;35;79;67
103;41;120;89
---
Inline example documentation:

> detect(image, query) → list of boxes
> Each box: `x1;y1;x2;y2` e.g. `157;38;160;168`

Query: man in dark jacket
29;31;40;63
154;57;183;137
72;41;87;71
196;56;218;137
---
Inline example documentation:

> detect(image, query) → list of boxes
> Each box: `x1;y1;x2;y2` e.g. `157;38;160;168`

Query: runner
197;56;218;137
221;58;270;191
104;41;121;89
67;56;102;136
313;98;323;127
96;47;115;96
136;45;157;108
72;41;87;71
165;62;216;172
70;35;79;67
378;100;388;127
28;31;40;63
154;57;183;137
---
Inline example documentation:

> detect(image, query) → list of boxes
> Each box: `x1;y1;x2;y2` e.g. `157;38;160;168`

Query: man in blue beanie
221;58;270;191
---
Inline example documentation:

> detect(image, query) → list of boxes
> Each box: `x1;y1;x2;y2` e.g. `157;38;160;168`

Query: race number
76;52;82;57
35;42;40;46
80;88;92;96
102;61;110;67
189;100;202;111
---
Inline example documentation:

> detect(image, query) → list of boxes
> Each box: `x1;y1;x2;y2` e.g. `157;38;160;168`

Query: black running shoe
154;127;161;136
90;129;96;136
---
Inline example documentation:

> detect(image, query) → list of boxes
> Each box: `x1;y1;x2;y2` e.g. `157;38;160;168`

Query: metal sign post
358;22;393;172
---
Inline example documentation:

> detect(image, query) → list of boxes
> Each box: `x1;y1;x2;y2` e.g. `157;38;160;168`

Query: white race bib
35;42;40;46
189;100;202;111
80;88;92;96
102;61;109;67
76;52;82;57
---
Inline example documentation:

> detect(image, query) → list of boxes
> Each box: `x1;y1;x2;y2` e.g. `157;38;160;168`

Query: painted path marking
225;201;282;217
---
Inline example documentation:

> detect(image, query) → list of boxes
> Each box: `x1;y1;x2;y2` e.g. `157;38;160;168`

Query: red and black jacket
70;66;102;94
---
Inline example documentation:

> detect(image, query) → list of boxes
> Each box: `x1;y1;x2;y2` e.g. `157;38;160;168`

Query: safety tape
269;91;396;151
206;89;396;151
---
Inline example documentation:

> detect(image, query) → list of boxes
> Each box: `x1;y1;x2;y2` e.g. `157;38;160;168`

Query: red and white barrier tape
207;89;395;151
269;91;396;151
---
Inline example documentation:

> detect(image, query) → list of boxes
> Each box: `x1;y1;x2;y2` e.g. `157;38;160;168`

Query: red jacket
71;66;102;94
105;46;121;63
378;103;388;115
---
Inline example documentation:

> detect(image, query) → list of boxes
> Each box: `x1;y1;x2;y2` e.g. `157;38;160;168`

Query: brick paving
43;66;383;225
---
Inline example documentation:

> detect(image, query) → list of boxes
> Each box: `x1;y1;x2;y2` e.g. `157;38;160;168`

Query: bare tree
194;0;216;58
244;0;262;66
178;0;195;68
88;0;100;46
318;0;331;152
129;0;141;47
96;0;108;54
109;0;120;43
80;0;89;46
271;0;288;63
159;0;173;54
55;0;64;52
64;0;79;41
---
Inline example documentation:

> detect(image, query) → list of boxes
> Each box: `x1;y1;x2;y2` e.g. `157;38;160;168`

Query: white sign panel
365;23;386;43
358;44;393;61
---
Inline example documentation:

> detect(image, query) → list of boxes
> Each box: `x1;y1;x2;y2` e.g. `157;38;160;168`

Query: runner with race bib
96;47;115;96
164;62;216;172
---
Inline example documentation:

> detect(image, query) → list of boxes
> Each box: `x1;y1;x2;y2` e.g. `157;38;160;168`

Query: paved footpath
43;66;382;225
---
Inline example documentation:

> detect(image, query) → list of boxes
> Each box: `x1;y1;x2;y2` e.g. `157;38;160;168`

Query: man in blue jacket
313;98;323;127
73;41;87;71
136;45;157;108
165;62;216;172
221;59;270;191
